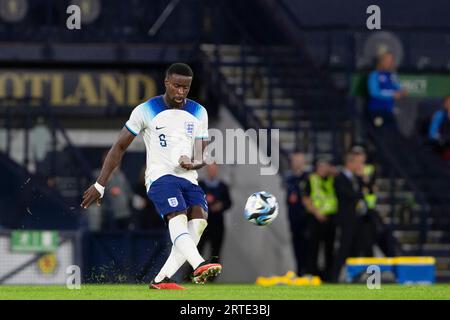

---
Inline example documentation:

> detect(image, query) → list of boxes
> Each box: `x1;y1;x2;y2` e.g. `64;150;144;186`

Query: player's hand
179;155;194;170
81;185;102;209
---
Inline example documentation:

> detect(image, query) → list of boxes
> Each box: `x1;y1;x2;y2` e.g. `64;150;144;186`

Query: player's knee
165;210;187;223
188;206;208;220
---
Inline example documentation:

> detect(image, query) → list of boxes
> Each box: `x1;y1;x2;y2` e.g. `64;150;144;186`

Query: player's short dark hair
166;63;193;78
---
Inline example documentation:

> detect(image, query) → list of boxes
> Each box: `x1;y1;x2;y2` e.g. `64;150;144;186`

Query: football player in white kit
81;63;221;290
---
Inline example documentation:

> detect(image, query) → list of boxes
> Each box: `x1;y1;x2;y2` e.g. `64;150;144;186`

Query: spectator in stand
367;52;407;130
428;95;450;161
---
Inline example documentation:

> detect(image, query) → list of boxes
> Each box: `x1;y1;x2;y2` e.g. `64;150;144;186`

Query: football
244;191;279;226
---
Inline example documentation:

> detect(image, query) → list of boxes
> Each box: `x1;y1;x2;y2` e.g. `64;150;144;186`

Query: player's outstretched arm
81;128;135;209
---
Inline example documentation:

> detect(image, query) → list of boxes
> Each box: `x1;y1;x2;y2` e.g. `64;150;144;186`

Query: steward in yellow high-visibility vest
301;158;337;279
362;164;377;210
308;173;338;215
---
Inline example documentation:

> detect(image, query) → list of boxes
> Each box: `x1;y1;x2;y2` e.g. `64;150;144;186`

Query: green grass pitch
0;284;449;300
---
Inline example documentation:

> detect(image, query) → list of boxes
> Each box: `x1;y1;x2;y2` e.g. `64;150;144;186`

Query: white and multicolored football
244;191;279;226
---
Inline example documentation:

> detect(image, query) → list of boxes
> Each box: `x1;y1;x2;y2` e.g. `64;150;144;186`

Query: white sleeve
125;104;146;136
196;107;209;139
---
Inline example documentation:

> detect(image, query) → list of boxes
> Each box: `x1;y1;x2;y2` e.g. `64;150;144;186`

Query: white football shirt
125;95;208;191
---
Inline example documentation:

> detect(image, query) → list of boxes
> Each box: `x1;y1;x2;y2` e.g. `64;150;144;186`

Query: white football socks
154;247;185;283
188;218;208;244
154;216;207;282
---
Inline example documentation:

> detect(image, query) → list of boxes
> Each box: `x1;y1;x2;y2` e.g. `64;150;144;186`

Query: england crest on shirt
168;197;179;207
185;121;194;136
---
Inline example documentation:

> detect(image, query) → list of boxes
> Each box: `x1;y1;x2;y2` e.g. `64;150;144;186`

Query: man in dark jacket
198;163;232;264
283;152;309;276
331;149;367;282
